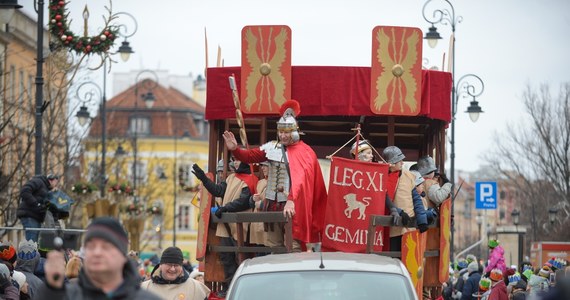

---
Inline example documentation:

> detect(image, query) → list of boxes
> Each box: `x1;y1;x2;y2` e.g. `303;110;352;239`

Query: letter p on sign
475;181;497;210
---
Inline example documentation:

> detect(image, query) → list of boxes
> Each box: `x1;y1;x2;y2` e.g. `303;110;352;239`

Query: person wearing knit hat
0;263;18;299
141;246;210;300
39;217;161;300
189;269;205;284
528;269;550;297
0;242;17;265
473;277;492;299
15;240;43;299
484;239;506;275
12;270;29;295
488;268;508;299
462;261;482;300
15;239;42;300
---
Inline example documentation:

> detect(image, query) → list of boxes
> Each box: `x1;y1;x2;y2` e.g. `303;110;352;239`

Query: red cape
286;141;328;244
232;141;328;244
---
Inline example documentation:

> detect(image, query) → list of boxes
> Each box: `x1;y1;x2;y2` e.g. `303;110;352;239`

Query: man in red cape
222;100;327;251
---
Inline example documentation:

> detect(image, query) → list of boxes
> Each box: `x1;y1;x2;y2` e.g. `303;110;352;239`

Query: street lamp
511;209;520;226
114;12;137;62
75;11;137;198
0;0;46;175
475;213;483;259
173;129;191;246
548;207;558;225
0;0;22;24
511;208;524;267
132;70;159;202
422;0;485;260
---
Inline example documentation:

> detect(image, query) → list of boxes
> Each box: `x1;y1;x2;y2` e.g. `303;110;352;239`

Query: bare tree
486;83;570;242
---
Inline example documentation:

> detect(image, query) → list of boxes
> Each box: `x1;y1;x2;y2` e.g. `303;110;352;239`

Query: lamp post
76;11;137;198
132;70;158;203
475;213;482;259
548;207;558;225
511;209;523;265
422;0;485;259
172;129;191;246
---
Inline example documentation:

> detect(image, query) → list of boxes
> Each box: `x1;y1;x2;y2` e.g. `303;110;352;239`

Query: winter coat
0;285;19;300
15;255;43;299
484;246;506;274
36;260;161;300
17;175;52;222
141;267;210;300
527;274;549;297
461;271;481;300
487;280;508;300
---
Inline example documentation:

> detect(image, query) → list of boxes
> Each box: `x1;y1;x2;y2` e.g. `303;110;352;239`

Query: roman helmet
417;156;438;176
382;146;405;164
350;140;373;157
277;99;302;143
410;170;425;186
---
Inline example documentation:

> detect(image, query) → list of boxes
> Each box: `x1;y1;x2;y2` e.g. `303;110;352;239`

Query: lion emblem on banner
343;193;371;220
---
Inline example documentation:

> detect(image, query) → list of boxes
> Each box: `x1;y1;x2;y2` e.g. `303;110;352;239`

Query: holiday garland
48;0;119;55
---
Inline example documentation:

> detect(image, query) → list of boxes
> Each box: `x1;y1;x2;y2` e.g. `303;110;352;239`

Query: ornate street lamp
132;70;159;200
422;0;485;260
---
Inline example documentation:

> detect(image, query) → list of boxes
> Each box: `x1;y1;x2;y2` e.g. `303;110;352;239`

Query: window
178;204;191;230
129;117;151;136
128;161;148;184
178;163;196;188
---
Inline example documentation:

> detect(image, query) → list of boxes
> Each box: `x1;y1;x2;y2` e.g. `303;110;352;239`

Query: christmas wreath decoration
48;0;119;55
71;181;98;194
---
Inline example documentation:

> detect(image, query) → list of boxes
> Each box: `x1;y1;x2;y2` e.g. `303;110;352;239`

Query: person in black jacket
18;174;59;242
192;159;257;297
461;261;482;300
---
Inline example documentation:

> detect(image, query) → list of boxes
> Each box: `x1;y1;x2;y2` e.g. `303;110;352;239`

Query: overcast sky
21;0;570;173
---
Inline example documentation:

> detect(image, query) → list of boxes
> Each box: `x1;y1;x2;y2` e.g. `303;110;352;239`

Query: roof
88;80;206;139
236;252;407;275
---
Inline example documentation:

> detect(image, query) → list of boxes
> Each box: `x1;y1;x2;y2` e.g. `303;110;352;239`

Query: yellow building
0;10;67;242
82;76;208;263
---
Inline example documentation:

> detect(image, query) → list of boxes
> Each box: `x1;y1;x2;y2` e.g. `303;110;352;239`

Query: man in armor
382;146;429;251
416;156;452;208
222;100;327;251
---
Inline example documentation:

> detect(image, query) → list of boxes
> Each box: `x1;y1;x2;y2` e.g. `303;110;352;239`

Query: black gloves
0;272;11;290
215;206;227;218
440;173;450;184
418;223;429;233
400;211;411;227
192;164;207;181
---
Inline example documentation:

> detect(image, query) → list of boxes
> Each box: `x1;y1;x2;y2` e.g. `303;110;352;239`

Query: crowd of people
439;240;570;300
0;217;210;300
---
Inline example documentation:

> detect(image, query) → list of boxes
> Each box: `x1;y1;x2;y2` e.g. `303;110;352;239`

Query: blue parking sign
475;181;497;209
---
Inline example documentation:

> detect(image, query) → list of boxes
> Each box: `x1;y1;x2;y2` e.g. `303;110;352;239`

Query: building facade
81;73;208;261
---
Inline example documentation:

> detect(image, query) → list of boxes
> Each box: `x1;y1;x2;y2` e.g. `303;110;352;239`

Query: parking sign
475;181;497;209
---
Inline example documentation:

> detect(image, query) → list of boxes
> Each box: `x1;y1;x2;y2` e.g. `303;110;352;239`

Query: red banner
322;157;388;253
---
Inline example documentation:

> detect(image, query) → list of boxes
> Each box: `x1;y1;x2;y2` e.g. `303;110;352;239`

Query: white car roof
236;252;408;275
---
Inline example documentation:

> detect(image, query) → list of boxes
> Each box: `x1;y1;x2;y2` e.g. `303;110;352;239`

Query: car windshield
229;270;415;300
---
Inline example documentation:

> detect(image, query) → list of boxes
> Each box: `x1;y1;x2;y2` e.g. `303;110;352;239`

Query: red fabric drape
206;66;451;123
